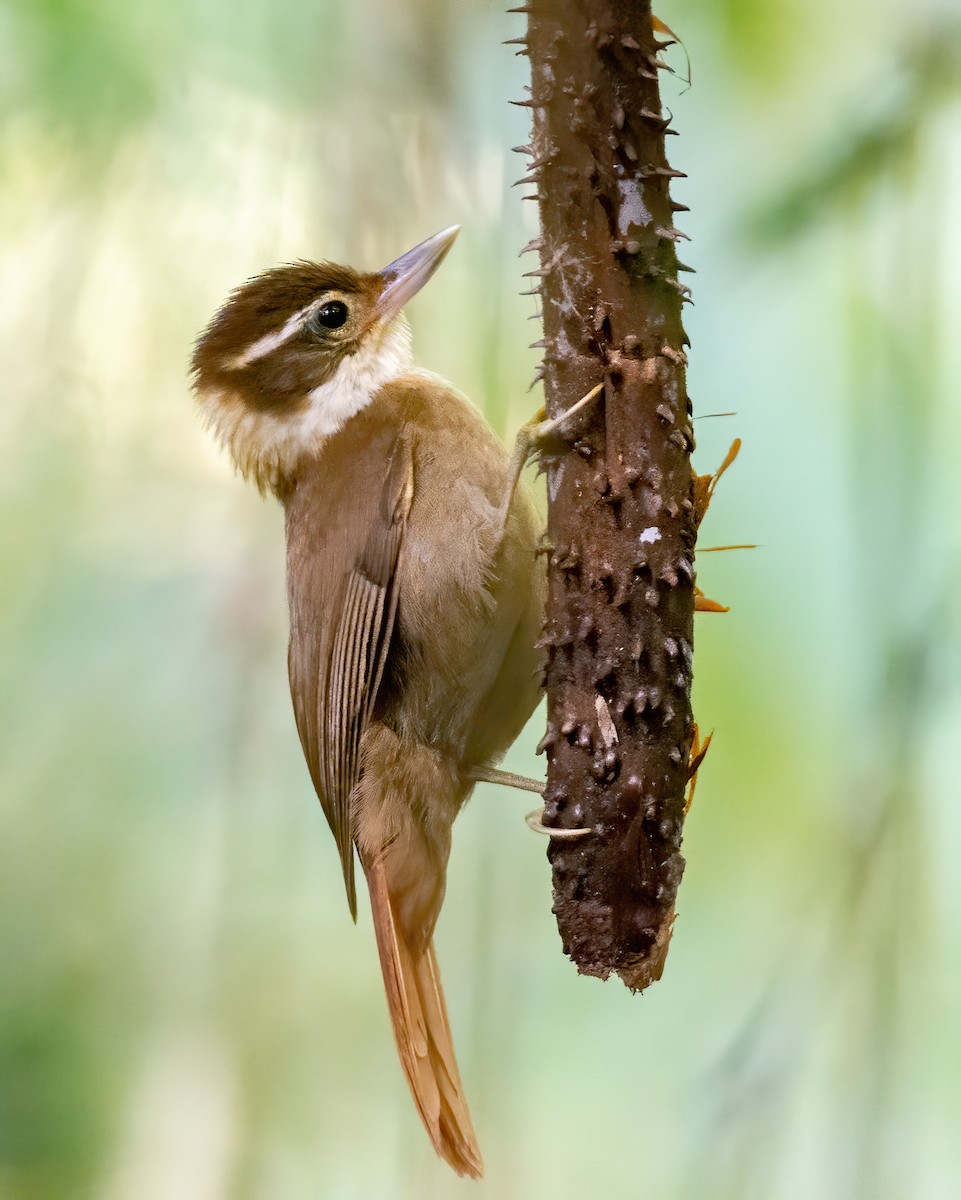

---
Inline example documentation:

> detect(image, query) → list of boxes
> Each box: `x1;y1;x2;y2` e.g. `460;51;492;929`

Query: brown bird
191;227;551;1177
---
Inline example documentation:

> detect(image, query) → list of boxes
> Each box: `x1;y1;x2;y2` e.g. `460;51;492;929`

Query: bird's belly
386;489;544;771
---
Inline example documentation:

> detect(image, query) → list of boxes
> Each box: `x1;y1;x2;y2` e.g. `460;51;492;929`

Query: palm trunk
515;0;697;989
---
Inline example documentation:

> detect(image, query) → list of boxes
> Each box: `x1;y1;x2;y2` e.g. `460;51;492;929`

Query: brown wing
286;433;413;918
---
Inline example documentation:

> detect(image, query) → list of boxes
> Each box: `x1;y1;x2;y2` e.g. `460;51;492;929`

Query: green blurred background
2;1;960;1196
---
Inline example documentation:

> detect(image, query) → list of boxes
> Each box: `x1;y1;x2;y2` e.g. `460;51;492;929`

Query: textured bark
513;0;697;989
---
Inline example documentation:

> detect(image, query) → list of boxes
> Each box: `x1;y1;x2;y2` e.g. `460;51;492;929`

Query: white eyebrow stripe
224;302;315;370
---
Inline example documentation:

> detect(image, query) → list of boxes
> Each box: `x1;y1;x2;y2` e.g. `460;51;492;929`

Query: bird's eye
314;300;349;330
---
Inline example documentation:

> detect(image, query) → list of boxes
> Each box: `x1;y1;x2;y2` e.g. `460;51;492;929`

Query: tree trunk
514;0;697;989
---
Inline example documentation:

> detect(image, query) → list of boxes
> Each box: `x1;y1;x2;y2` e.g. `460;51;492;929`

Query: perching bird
191;227;548;1177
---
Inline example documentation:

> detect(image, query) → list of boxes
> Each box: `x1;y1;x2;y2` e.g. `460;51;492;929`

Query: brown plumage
191;229;544;1177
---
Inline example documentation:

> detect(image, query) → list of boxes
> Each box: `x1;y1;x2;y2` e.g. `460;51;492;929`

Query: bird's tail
365;857;483;1178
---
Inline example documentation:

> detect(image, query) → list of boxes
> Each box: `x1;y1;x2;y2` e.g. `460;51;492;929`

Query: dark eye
313;300;348;330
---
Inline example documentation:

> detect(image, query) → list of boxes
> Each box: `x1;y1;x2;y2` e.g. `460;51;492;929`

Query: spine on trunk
514;0;709;989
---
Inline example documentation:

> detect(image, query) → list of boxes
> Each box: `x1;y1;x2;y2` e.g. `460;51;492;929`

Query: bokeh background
2;1;960;1197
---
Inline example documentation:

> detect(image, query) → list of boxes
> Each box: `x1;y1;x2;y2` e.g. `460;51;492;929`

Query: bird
190;226;549;1177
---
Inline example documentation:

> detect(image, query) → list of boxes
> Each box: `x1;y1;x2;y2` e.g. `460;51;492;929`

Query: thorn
506;3;531;10
665;278;693;298
677;260;696;274
671;201;690;212
536;727;558;755
643;166;688;179
521;193;541;202
503;37;528;46
530;338;548;350
523;268;551;279
660;344;687;366
529;151;557;169
509;99;537;108
527;310;543;321
519;285;542;297
513;174;540;188
656;226;691;243
512;144;533;156
639;107;665;124
519;237;543;256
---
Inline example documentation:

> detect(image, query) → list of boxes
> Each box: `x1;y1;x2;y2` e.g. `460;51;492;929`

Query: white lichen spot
548;459;566;502
617;180;652;237
640;527;661;544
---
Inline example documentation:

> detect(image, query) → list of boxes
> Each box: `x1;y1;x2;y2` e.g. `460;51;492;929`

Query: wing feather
287;433;413;917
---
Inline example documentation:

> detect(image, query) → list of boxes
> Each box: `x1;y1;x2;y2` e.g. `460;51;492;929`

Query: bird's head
191;225;459;494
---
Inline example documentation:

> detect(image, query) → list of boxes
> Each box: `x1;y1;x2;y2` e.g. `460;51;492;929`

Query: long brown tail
365;858;483;1178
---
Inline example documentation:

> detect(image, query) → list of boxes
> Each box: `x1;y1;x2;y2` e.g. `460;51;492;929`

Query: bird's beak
376;226;460;324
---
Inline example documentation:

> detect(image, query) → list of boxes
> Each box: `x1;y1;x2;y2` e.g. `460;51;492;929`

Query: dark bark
514;0;697;989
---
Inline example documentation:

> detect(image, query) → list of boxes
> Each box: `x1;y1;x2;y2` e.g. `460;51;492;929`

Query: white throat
198;318;413;494
303;317;413;438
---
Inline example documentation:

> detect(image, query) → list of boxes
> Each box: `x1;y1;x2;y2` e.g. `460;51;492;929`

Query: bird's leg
466;766;592;840
468;765;544;793
494;383;605;545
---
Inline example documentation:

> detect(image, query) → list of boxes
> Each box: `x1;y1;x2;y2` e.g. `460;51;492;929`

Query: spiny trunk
513;0;697;989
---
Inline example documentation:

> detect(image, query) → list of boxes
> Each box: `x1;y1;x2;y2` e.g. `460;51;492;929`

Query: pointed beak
376;225;460;323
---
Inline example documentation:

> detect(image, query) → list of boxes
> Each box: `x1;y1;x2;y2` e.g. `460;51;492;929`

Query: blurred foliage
1;1;960;1198
748;16;961;242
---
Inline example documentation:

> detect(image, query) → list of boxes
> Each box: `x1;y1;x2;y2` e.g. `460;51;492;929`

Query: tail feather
366;859;483;1178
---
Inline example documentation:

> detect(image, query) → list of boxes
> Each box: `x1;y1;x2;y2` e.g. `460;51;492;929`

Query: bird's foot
495;383;605;544
525;809;592;840
466;766;593;839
